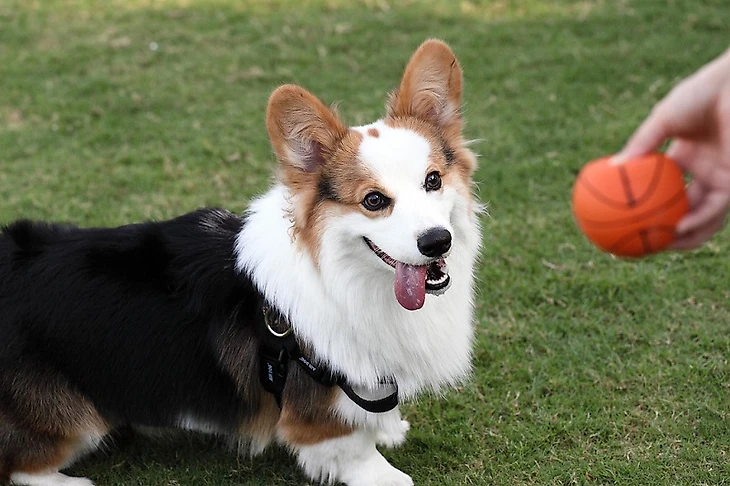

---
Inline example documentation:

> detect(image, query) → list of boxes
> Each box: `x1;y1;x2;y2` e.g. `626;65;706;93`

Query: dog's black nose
417;227;452;257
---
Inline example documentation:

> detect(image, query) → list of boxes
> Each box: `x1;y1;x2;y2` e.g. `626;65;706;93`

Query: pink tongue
394;262;427;311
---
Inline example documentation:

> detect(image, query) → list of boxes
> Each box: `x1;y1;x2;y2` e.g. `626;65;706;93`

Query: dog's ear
386;39;463;138
266;85;348;174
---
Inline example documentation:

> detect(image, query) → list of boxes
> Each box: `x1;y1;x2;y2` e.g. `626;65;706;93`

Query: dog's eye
362;192;390;211
425;171;442;191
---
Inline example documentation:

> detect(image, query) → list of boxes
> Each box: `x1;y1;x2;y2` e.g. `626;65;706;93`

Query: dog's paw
376;420;410;448
342;447;413;486
348;465;413;486
61;477;94;486
10;472;95;486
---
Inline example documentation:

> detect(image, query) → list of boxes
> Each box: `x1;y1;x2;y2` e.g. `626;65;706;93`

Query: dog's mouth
364;238;451;311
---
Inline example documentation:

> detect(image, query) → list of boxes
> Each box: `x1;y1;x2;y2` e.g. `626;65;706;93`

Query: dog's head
266;39;478;311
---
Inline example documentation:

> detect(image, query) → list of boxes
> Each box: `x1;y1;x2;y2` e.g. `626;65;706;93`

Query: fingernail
675;220;689;234
609;153;626;165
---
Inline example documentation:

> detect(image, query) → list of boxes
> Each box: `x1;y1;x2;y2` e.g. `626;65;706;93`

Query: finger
665;139;697;172
616;106;671;162
667;140;730;189
675;191;730;235
671;214;725;250
684;180;708;210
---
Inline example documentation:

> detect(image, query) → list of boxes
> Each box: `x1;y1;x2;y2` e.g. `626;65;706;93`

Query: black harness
258;304;399;414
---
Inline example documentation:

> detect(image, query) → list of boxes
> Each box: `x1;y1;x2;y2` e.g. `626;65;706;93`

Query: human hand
616;48;730;249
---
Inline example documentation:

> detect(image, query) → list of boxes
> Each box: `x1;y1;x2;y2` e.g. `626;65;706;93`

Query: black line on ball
576;188;686;229
618;166;637;207
578;177;632;210
612;155;667;207
606;226;675;254
577;156;666;210
632;154;666;205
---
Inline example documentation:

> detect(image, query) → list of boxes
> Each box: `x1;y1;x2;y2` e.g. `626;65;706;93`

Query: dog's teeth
425;275;451;295
426;273;448;285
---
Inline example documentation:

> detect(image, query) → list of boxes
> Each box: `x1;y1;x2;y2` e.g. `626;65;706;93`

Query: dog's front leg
291;429;413;486
375;418;410;449
277;378;412;484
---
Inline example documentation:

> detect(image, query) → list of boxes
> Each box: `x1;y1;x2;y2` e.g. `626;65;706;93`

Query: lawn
2;0;730;484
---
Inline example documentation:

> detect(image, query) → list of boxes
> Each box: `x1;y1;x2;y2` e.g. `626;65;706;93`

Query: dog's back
0;209;269;483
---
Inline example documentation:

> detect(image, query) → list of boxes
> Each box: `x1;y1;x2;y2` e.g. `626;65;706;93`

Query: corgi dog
0;39;481;486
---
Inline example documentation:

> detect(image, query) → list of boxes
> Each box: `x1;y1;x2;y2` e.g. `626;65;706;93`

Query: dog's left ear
386;39;463;139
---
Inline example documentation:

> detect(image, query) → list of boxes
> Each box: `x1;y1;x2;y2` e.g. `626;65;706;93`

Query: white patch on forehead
354;121;432;187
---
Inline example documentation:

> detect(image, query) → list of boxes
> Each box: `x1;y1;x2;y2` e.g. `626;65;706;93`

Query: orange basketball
571;153;689;258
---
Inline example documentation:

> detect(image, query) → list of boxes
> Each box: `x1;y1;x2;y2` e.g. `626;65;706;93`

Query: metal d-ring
264;305;292;338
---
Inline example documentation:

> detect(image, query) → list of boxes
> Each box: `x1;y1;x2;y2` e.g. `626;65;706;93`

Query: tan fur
244;395;281;448
213;326;280;446
295;130;375;260
384;116;476;200
7;367;107;437
385;39;477;199
266;87;399;262
386;39;464;142
278;407;354;446
278;364;354;446
266;85;351;263
266;84;349;177
0;369;108;480
10;437;79;474
367;127;380;138
216;327;352;449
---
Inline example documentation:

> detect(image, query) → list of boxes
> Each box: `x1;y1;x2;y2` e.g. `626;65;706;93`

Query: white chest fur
235;184;481;399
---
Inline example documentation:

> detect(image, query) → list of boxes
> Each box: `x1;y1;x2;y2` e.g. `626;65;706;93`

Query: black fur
442;144;456;166
317;174;339;202
0;209;263;430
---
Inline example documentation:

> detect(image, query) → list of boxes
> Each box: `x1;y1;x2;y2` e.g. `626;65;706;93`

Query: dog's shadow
68;424;463;485
69;428;307;486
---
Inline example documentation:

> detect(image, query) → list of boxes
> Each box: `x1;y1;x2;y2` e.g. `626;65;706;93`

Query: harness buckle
258;301;399;413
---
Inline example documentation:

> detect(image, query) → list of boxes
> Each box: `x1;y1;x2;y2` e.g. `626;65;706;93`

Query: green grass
2;0;730;484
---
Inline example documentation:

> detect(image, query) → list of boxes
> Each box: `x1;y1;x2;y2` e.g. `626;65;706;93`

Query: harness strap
258;304;399;414
338;381;400;414
258;304;298;407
